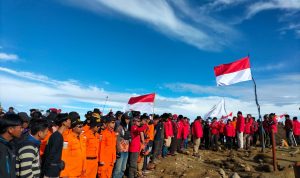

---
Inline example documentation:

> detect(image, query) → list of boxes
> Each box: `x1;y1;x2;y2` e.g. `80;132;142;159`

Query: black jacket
0;137;16;178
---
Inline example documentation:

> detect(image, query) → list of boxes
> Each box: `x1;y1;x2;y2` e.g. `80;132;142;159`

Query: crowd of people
0;106;299;178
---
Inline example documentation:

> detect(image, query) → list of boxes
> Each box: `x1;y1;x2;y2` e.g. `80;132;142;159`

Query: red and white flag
125;93;155;113
214;56;252;86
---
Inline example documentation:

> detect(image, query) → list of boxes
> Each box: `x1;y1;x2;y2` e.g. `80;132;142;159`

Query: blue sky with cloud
0;0;299;118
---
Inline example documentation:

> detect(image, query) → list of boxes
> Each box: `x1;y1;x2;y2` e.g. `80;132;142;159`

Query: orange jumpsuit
84;129;100;178
97;128;116;178
83;125;90;134
60;131;86;178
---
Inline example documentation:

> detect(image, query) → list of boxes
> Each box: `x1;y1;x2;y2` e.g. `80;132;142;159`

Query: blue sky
0;0;299;118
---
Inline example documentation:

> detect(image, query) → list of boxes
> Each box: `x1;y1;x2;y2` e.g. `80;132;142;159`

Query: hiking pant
170;137;178;154
177;138;182;152
128;152;139;178
153;140;163;161
226;136;233;150
204;136;210;149
286;130;296;146
244;134;251;150
237;132;244;149
211;134;218;150
193;138;201;154
113;152;128;178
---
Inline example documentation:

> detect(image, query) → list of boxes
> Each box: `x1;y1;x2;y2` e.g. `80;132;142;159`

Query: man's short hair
29;119;49;135
0;114;23;134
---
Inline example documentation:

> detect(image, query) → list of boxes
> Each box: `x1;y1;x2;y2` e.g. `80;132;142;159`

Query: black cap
90;116;102;127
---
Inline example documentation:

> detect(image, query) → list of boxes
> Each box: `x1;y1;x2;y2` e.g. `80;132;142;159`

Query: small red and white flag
125;93;155;113
214;56;252;86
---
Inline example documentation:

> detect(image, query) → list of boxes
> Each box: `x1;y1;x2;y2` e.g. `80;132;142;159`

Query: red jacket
293;120;300;136
210;121;219;135
176;120;184;139
183;121;190;139
236;115;245;133
192;120;203;138
269;117;278;133
244;118;253;134
251;121;259;134
225;124;235;137
218;121;225;134
164;119;173;138
263;120;269;133
129;124;148;152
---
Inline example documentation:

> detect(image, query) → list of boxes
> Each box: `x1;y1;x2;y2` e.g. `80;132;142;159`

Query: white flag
204;99;227;119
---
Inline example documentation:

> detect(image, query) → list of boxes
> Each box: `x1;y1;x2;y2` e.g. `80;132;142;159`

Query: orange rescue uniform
97;128;116;178
84;129;100;178
60;131;87;178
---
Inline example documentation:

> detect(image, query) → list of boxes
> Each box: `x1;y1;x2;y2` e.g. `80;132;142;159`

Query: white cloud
62;0;239;51
1;67;300;118
254;62;286;71
246;0;300;19
0;52;19;62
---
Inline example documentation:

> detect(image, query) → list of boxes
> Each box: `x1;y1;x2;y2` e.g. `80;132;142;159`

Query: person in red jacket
210;117;219;151
293;117;300;144
162;113;173;157
176;115;184;153
268;113;278;146
244;115;253;150
262;114;270;147
183;117;190;149
128;116;148;178
192;116;203;157
224;119;235;150
218;120;226;145
251;117;259;147
284;115;295;146
236;111;245;149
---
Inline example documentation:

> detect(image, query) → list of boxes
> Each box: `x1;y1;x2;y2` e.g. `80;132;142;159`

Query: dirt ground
147;125;299;178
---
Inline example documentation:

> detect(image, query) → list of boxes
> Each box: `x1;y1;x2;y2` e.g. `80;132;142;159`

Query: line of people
0;107;299;178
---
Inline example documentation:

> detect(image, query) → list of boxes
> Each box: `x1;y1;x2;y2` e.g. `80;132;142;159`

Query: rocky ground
147;146;299;178
147;125;299;178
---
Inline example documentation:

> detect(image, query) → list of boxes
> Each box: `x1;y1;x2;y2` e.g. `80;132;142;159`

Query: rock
261;164;274;172
244;165;251;172
231;172;241;178
277;164;285;171
160;169;165;173
219;168;226;178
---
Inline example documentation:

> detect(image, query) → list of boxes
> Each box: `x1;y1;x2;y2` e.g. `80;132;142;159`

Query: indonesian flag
214;56;252;86
125;93;155;113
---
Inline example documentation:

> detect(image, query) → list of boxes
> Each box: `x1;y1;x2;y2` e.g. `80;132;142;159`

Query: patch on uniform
63;141;68;149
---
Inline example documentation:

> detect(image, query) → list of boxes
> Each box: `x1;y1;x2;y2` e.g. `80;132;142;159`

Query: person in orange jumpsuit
60;112;86;178
97;116;117;178
83;111;93;133
84;116;102;178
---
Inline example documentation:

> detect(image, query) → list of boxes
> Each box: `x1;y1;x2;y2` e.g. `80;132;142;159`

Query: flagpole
102;96;109;114
252;74;265;152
